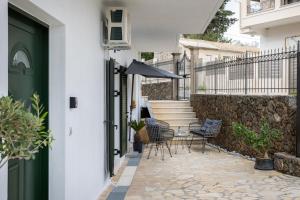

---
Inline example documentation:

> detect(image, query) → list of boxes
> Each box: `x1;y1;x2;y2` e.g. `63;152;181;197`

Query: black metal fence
177;54;191;100
142;54;191;100
195;46;299;95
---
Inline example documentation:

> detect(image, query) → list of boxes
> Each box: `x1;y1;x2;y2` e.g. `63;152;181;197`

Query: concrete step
152;107;193;113
150;101;190;108
154;112;196;119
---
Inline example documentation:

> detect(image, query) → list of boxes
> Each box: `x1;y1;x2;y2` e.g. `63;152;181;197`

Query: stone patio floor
125;145;300;200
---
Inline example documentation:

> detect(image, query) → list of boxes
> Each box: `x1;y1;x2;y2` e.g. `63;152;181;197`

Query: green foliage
141;52;154;61
129;120;145;132
198;84;207;91
0;94;53;168
183;0;237;42
232;120;281;157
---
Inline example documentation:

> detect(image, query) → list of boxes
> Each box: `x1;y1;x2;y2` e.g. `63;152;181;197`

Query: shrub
232;120;281;158
129;120;145;132
0;94;53;168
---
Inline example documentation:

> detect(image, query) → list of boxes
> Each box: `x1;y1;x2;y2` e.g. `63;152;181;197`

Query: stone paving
125;145;300;200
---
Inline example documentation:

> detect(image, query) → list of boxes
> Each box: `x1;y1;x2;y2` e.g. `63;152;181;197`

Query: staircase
149;100;198;131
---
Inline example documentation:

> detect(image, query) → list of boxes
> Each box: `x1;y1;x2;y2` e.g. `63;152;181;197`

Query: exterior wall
190;94;296;157
0;0;112;199
240;0;300;50
260;22;300;49
0;1;8;199
142;82;173;100
240;0;300;33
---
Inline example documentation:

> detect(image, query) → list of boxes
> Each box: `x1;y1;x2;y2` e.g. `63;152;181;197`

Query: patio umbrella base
254;158;274;170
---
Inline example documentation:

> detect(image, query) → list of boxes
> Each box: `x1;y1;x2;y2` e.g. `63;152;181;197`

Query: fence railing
195;46;298;95
281;0;300;6
142;54;191;100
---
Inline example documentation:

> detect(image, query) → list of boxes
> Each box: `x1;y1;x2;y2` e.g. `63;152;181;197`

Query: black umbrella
126;59;182;79
126;59;182;142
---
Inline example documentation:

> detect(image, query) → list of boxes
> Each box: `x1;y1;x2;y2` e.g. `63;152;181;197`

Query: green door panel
106;59;115;177
8;7;49;200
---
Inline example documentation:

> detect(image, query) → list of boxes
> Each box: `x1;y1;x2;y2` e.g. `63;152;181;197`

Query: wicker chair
189;119;222;153
145;118;174;160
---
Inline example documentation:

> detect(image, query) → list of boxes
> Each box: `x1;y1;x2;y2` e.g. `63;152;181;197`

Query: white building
240;0;300;49
0;0;223;200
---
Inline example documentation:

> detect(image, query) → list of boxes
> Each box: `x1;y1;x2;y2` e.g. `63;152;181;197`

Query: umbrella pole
128;74;135;142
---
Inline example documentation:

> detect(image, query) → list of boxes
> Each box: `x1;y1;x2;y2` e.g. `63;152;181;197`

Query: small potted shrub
0;94;53;168
129;120;145;153
232;120;281;170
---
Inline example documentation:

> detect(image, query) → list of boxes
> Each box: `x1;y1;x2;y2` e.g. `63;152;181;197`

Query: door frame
3;3;67;200
119;66;128;157
8;5;49;200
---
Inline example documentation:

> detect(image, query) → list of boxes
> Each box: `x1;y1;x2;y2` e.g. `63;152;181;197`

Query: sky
224;0;260;47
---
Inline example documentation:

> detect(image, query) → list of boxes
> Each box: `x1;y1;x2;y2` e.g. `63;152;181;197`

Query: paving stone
125;145;300;199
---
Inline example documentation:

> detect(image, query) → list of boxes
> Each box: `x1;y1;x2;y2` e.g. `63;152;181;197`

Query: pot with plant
0;93;53;169
232;120;281;170
129;120;145;153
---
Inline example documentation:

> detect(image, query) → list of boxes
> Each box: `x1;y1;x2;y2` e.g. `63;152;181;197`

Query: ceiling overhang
104;0;224;52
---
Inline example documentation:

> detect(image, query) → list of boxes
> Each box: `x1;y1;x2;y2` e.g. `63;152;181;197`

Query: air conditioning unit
103;7;131;50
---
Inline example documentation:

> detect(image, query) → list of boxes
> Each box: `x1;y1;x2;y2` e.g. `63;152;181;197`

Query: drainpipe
172;53;181;100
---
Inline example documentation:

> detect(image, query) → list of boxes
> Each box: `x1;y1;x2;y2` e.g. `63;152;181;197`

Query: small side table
173;130;192;154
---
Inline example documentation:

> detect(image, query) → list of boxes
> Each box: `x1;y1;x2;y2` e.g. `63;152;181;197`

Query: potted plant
232;120;281;170
129;120;145;153
0;94;53;168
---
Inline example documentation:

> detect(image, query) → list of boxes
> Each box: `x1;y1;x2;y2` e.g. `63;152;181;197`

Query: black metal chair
145;118;174;160
189;119;222;153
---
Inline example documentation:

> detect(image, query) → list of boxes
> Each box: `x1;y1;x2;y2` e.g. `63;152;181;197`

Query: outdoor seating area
144;117;222;159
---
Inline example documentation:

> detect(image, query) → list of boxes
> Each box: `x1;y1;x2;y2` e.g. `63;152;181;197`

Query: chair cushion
191;119;222;137
145;118;156;125
202;119;222;135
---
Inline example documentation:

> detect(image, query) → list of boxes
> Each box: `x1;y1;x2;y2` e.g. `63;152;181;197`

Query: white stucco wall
260;22;300;50
0;0;110;199
0;1;8;200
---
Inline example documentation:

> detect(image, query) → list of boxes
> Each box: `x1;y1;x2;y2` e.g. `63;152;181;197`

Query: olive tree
0;94;53;168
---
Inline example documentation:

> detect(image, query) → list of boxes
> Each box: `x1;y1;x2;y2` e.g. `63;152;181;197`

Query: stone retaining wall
274;152;300;177
142;82;172;100
190;94;297;157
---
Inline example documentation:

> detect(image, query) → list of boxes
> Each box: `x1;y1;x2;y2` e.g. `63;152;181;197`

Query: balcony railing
247;0;275;14
282;0;300;5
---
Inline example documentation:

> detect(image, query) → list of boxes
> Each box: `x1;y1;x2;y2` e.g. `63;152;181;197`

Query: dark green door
119;67;128;156
8;7;49;200
106;59;115;177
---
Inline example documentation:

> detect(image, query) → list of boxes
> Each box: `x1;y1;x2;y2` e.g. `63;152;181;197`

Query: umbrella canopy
126;59;182;79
